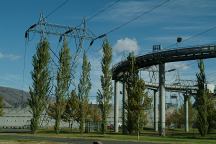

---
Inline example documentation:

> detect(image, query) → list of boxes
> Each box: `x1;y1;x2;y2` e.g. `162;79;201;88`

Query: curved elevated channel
112;44;216;135
112;44;216;80
145;82;197;92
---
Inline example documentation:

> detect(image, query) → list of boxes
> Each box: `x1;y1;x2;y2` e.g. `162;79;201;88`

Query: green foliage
78;51;91;133
0;96;4;116
62;90;79;129
87;104;102;122
54;38;71;134
125;53;151;134
97;39;112;134
207;93;216;133
166;100;195;128
47;102;56;119
195;59;208;136
28;39;51;134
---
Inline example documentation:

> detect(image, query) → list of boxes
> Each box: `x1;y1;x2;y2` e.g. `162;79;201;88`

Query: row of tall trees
28;39;91;133
28;36;166;136
27;37;216;136
28;38;114;134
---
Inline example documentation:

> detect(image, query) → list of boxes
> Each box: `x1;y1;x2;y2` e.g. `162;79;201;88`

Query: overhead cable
91;0;170;44
87;0;121;22
105;0;170;35
44;0;69;20
166;24;216;48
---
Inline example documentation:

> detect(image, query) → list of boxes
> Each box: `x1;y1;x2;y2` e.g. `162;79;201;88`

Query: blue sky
0;0;216;102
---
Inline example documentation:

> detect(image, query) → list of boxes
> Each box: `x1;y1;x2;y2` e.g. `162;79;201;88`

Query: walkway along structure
112;44;216;136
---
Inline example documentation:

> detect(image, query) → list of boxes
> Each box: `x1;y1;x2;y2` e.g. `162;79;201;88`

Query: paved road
0;134;158;144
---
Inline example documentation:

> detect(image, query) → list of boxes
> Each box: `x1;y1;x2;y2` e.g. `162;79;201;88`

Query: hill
0;86;30;108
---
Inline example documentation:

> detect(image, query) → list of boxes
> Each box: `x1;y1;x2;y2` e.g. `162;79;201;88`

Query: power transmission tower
25;14;96;85
25;14;96;126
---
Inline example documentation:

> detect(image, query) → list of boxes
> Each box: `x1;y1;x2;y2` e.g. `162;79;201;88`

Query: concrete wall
0;107;73;129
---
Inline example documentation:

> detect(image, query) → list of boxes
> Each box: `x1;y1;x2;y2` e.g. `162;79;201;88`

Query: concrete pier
114;80;119;133
153;90;158;132
184;94;189;132
122;82;127;134
159;63;165;136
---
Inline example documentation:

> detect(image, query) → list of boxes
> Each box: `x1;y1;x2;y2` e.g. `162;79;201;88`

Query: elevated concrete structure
112;44;216;80
112;44;216;135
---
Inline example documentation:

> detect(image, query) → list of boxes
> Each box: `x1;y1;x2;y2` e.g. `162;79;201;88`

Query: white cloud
113;37;139;54
0;52;21;61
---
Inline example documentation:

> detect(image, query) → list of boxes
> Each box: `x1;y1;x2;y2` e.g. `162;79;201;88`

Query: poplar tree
62;90;79;129
97;39;112;134
54;38;71;134
125;53;151;134
195;59;208;136
29;39;51;134
78;51;91;133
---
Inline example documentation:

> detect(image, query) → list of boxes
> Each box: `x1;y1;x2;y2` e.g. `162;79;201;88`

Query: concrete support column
184;94;189;133
114;80;119;133
153;90;158;132
159;63;166;136
122;82;127;134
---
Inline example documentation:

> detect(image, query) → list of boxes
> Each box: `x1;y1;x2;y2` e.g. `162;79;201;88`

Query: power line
87;0;121;22
91;0;170;44
89;0;170;49
166;24;216;48
105;0;170;35
44;0;69;20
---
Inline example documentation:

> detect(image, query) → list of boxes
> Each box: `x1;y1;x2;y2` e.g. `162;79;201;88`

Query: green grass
36;128;216;144
0;128;216;144
32;128;216;144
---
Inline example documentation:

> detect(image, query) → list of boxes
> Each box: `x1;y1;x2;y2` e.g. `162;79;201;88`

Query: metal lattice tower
25;14;96;86
25;14;96;126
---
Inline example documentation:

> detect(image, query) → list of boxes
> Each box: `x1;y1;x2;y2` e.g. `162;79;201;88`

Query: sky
0;0;216;104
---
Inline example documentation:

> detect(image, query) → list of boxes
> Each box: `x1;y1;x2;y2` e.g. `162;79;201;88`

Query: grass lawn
36;133;216;144
0;128;216;144
0;142;64;144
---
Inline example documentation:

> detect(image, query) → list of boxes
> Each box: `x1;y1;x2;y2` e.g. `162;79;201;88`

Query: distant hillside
0;86;30;108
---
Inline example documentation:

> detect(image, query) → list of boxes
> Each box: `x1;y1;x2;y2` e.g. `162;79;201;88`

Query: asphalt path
0;133;160;144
